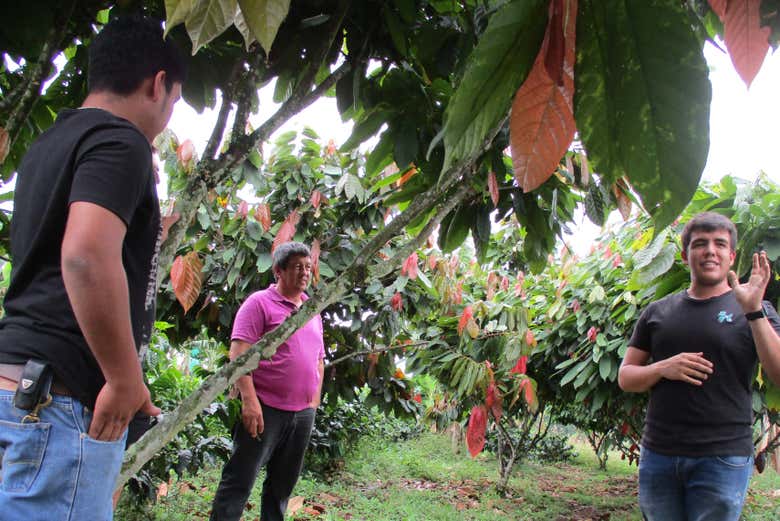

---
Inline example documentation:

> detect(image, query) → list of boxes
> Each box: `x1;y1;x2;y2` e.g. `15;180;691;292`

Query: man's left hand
728;251;771;313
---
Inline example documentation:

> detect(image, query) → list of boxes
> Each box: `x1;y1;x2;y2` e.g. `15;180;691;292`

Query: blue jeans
639;446;753;521
0;389;126;521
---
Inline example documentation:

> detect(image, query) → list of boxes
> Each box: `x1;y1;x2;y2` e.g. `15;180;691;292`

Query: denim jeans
639;446;753;521
0;389;126;521
210;404;315;521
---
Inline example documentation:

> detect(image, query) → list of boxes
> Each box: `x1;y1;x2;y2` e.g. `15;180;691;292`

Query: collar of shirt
268;284;309;308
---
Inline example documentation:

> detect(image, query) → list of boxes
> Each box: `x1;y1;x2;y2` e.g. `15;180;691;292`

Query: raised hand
728;251;771;313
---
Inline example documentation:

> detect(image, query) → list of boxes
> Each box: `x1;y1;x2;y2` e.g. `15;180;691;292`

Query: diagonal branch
118;116;506;491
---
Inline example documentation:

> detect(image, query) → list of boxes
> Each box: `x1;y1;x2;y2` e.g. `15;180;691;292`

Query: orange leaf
466;405;488;458
487;171;499;208
510;0;577;192
271;210;301;253
397;166;417;187
401;252;418;280
0;127;9;164
458;305;474;335
723;0;770;88
254;203;271;232
486;383;502;420
310;238;321;285
612;178;632;221
170;251;204;314
708;0;727;20
520;378;538;412
310;190;322;210
544;0;565;85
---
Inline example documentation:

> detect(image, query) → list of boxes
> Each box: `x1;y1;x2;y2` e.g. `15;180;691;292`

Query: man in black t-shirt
619;212;780;521
0;17;185;520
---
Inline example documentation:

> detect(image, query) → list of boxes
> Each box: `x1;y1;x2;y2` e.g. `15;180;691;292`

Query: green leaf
383;5;408;57
164;0;196;36
633;229;670;270
237;0;291;57
599;356;613;381
441;0;548;173
185;0;238;54
364;130;394;178
393;120;418;169
633;243;677;287
341;108;389;151
575;0;711;231
256;252;272;273
233;9;256;50
438;206;471;253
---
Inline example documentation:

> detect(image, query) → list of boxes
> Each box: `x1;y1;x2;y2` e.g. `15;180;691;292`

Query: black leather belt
0;363;73;396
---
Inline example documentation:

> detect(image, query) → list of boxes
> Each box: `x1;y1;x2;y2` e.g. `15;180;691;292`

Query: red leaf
310;190;322;210
466;405;488;458
413;393;422;404
571;299;581;313
510;0;577;192
254;203;271;232
519;378;538;412
724;0;770;88
486;383;503;420
612;178;632;221
708;0;727;19
401;252;418;280
587;326;599;343
237;200;248;219
427;253;438;271
310;238;321;285
458;305;473;335
271;210;300;253
544;0;565;85
500;276;509;292
487;171;499;208
0;127;9;164
525;329;537;347
170;251;204;314
391;292;403;311
510;355;528;375
326;139;336;156
176;139;195;168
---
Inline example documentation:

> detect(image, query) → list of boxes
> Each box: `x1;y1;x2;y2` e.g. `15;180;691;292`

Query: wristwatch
745;308;767;321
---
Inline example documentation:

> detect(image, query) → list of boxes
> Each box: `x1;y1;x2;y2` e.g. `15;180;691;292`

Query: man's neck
275;283;303;306
81;92;151;143
687;280;731;300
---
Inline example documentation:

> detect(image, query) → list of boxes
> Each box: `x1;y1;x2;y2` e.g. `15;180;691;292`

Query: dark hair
273;242;311;271
88;16;187;95
681;212;737;253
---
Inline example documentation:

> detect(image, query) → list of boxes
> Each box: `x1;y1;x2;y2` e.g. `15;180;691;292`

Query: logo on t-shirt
717;310;734;323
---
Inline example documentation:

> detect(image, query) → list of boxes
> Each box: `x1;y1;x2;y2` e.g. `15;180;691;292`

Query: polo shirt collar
268;284;309;306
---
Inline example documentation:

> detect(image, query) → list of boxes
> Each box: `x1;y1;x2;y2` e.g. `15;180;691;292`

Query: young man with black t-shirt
0;17;185;519
619;212;780;521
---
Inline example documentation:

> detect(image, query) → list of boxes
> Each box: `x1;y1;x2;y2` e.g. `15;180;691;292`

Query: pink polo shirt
231;285;325;411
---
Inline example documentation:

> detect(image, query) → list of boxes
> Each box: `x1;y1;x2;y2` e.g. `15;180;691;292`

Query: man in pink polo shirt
210;242;325;521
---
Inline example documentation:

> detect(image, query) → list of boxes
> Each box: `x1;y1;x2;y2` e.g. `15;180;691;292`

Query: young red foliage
237;200;248;219
487;171;500;207
510;0;577;192
708;0;726;19
723;0;770;88
310;238;321;285
271;209;300;253
401;252;419;280
510;355;528;375
466;405;488;458
458;305;474;335
587;326;599;343
310;189;322;210
254;203;271;232
391;292;403;311
171;251;204;314
485;382;503;420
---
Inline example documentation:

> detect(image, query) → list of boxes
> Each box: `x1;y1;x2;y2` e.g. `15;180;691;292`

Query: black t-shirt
630;290;780;456
0;108;161;408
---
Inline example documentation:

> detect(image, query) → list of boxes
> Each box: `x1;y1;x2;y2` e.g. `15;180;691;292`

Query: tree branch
324;339;436;369
2;1;76;153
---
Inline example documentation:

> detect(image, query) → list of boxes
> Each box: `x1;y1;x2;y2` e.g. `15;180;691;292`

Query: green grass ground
117;433;780;521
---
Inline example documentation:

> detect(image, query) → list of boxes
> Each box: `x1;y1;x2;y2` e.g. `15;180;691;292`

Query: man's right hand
658;352;713;386
242;394;264;438
89;379;160;441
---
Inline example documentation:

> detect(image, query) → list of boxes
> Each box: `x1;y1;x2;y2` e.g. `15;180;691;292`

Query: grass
116;433;780;521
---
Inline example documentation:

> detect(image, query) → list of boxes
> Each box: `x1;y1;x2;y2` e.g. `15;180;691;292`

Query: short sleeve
70;125;152;226
761;301;780;335
232;294;266;344
316;315;325;360
629;305;654;352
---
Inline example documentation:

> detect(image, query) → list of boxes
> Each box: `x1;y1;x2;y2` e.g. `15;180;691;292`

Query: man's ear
151;70;167;101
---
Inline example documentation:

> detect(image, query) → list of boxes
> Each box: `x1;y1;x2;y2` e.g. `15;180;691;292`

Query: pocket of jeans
0;419;51;493
715;455;752;468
